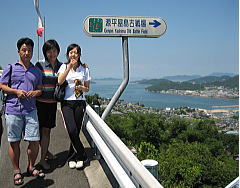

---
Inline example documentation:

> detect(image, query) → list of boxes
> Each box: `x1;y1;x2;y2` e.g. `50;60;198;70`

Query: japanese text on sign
84;16;167;38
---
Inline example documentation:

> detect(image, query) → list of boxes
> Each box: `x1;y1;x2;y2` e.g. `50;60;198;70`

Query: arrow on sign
149;20;161;28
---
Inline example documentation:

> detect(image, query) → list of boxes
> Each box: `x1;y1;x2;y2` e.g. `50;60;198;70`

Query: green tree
158;141;213;187
203;138;224;157
165;118;189;139
182;119;218;143
105;112;238;187
130;113;164;148
86;93;101;106
219;133;239;155
204;155;239;187
136;141;159;161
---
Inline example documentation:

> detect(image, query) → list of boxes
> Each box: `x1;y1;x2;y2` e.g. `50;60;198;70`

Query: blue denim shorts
5;110;40;142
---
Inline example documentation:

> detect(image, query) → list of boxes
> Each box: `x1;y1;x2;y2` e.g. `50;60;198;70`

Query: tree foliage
158;141;212;187
105;112;239;187
86;93;101;106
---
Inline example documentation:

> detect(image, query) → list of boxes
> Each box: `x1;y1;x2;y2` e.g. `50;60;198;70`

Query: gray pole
37;36;39;62
37;0;40;63
101;37;129;120
44;17;46;43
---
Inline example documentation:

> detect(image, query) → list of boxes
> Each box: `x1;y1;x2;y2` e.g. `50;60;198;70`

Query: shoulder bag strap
8;64;12;87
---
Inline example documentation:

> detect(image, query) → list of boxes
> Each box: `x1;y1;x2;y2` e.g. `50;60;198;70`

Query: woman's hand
69;59;78;68
75;85;83;91
75;85;89;92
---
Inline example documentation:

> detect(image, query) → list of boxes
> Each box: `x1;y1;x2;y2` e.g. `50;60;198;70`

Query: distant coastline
94;78;121;81
135;74;239;100
89;78;239;111
145;88;239;100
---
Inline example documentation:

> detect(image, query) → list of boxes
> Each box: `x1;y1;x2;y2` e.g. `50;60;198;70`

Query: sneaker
76;161;83;169
68;161;76;169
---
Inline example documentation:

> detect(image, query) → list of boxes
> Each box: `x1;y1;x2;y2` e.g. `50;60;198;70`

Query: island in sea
136;74;239;100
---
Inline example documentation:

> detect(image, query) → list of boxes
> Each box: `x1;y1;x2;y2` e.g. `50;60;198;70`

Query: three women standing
58;44;90;169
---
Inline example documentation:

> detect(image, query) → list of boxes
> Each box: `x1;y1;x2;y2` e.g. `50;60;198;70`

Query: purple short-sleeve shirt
0;61;42;115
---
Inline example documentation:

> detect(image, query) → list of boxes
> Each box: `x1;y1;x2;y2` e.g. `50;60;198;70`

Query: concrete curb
81;131;112;188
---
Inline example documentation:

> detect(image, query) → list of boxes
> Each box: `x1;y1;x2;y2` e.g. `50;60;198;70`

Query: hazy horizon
93;72;237;80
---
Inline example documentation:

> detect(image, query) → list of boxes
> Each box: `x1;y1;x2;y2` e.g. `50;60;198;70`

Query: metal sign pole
84;15;167;120
101;36;129;120
37;35;40;62
44;16;46;43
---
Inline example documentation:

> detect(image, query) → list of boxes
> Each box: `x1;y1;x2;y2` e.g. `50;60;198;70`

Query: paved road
0;110;90;188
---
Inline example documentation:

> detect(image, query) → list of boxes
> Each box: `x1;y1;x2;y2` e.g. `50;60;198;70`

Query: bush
106;112;239;187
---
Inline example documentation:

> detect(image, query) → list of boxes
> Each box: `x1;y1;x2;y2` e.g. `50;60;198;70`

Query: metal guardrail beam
225;177;239;188
86;105;163;188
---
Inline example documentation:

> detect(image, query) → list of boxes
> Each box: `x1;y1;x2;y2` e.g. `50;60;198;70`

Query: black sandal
13;171;24;186
27;167;45;178
46;151;57;160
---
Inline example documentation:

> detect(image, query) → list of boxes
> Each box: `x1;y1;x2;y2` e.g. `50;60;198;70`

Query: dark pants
61;100;87;161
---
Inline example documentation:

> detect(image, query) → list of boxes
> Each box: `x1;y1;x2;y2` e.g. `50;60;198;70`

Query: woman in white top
58;44;90;169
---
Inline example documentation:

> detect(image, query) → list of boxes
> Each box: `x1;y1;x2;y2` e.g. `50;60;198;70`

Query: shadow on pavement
20;178;54;188
37;150;69;174
35;148;93;173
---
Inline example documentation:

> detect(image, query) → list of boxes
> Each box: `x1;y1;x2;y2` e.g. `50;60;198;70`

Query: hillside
143;75;239;91
204;75;239;88
207;72;236;77
136;79;168;85
161;74;201;82
187;75;231;84
146;80;204;91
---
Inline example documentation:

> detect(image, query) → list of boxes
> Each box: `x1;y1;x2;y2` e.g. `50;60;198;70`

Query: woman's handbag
0;92;7;116
0;64;12;115
53;81;68;102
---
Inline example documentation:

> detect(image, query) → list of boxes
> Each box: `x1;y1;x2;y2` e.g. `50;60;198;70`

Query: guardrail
85;104;163;188
225;177;239;188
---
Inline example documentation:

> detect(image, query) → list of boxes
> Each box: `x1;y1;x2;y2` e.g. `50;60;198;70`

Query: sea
88;79;239;110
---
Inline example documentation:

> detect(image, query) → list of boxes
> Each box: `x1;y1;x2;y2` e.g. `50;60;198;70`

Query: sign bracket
101;36;129;120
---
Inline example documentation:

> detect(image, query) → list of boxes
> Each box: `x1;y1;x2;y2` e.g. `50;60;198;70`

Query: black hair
66;43;82;66
17;38;34;51
42;39;60;61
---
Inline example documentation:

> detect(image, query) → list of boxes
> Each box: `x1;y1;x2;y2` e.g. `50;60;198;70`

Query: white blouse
58;64;91;100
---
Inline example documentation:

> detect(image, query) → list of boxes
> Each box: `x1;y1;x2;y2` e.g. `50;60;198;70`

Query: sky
0;0;238;80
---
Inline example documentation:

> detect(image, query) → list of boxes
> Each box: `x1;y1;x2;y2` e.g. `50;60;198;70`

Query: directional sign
83;15;167;38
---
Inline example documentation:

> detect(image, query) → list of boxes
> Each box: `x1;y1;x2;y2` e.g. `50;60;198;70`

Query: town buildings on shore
155;86;239;100
99;98;239;134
